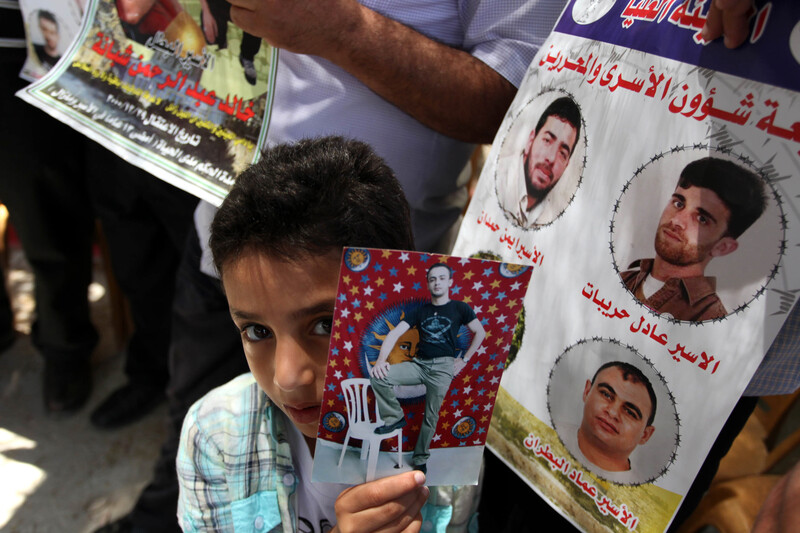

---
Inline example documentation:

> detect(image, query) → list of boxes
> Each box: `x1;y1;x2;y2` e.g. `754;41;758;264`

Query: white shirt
283;412;349;532
558;421;646;485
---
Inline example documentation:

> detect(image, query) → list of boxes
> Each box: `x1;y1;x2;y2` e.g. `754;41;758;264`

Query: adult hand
370;361;391;381
332;471;428;533
227;0;516;142
225;0;362;57
702;0;754;49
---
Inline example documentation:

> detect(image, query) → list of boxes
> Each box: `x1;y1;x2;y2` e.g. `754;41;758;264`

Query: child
177;137;479;532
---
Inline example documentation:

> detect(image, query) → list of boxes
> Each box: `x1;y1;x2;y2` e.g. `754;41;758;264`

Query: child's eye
312;318;333;336
242;324;272;342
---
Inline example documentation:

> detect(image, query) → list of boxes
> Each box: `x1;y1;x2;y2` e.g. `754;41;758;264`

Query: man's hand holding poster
453;1;799;531
16;0;276;205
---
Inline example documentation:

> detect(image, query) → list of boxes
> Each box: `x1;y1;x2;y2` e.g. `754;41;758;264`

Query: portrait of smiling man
559;361;657;483
621;157;767;322
498;96;582;228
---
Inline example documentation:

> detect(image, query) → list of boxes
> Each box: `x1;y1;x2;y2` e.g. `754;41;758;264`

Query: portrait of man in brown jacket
621;157;766;322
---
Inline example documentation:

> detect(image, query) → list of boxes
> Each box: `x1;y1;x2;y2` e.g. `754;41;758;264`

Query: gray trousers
371;357;454;465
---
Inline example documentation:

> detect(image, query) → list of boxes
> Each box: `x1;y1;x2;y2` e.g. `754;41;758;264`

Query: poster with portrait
18;0;85;81
311;248;532;486
453;1;800;531
16;0;276;205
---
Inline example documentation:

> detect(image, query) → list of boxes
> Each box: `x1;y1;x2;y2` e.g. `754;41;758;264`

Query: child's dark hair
210;136;415;275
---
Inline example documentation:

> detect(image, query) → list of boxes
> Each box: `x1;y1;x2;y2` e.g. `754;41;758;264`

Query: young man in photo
557;361;657;484
500;96;582;228
621;157;767;321
370;263;486;474
580;363;655;472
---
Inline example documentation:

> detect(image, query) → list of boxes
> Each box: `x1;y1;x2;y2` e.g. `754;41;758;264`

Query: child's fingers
338;470;425;511
370;488;428;533
335;471;428;532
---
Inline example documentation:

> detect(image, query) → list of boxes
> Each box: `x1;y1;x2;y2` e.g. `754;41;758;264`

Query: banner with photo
453;1;799;531
16;0;276;205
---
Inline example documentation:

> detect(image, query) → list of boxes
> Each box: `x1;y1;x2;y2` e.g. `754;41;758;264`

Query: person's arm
701;0;753;49
332;470;429;532
225;0;516;143
461;317;485;363
371;321;410;380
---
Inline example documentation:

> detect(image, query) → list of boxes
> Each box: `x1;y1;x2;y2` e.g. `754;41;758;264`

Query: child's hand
332;470;429;533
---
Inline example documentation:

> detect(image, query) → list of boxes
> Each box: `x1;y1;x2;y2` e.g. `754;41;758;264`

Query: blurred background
0;229;167;532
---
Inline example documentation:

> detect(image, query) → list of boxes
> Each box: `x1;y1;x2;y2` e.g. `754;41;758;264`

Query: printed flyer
453;1;799;531
16;0;276;205
311;248;532;486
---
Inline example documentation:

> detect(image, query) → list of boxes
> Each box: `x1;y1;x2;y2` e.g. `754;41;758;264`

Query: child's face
222;249;340;441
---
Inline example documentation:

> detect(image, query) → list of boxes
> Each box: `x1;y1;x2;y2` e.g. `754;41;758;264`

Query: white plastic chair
337;378;404;482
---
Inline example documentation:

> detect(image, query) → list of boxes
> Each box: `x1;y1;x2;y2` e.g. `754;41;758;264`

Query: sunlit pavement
0;245;167;532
